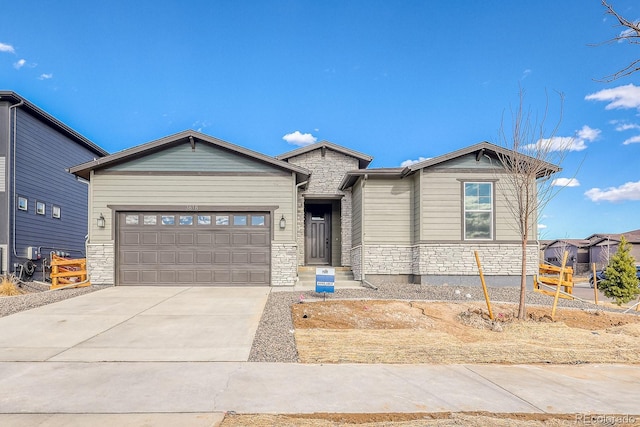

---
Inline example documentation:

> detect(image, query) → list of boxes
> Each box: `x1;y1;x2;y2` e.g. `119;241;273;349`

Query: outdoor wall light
97;213;106;228
279;215;286;230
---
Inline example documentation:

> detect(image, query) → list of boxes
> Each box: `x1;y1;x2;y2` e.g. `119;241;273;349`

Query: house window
18;196;28;211
36;201;46;215
464;182;493;240
52;205;61;219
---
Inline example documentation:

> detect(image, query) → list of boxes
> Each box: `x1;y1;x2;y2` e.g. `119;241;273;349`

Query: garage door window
198;215;211;225
179;215;193;225
144;215;157;225
233;215;247;226
216;215;229;225
125;214;139;225
162;215;175;225
251;215;265;226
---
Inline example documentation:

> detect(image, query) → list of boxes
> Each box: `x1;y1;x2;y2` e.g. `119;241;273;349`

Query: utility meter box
26;247;41;260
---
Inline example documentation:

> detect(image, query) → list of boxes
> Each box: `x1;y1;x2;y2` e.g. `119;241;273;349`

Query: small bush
0;274;22;296
599;236;640;306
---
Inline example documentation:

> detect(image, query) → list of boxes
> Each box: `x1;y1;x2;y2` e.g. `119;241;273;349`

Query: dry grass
220;412;637;426
293;301;640;364
0;274;23;297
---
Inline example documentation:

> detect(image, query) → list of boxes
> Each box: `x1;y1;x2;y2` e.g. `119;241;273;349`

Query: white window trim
463;181;494;240
18;196;28;211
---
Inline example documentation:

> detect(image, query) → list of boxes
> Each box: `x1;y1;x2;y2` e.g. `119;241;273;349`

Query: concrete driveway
0;286;270;362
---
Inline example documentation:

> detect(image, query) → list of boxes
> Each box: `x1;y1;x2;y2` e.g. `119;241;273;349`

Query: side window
464;182;493;240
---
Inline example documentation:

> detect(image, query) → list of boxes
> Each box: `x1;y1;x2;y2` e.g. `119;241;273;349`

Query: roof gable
277;140;373;169
70;130;310;180
408;141;560;178
0;91;108;157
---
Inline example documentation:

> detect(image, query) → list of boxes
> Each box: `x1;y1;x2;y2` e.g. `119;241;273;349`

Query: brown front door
305;205;331;265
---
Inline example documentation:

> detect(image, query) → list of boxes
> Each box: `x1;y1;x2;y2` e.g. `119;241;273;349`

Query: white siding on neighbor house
89;173;295;243
421;171;524;241
364;179;412;244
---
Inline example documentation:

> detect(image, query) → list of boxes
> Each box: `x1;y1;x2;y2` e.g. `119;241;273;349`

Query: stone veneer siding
271;242;298;286
414;243;538;276
351;242;538;282
286;149;359;267
87;242;115;285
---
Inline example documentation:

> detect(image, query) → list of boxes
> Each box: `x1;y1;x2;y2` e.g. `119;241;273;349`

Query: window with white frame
464;182;493;240
17;196;28;211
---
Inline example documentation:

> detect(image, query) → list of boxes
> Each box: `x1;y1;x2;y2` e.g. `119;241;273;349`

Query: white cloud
585;180;640;202
538;224;548;229
585;84;640;110
521;69;532;79
614;122;640;131
38;73;53;80
576;125;600;141
282;130;317;146
552;177;580;187
13;59;26;69
524;125;599;152
526;136;587;152
0;42;15;53
400;157;430;167
623;135;640;145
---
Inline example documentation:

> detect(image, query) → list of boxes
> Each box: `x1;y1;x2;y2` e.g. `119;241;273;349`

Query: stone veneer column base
271;242;298;286
87;242;115;285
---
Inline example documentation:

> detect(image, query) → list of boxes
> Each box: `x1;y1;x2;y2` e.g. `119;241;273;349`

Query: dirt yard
292;300;640;364
219;300;640;426
220;412;639;426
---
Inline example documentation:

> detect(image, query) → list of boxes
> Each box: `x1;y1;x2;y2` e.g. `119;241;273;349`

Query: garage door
117;212;270;285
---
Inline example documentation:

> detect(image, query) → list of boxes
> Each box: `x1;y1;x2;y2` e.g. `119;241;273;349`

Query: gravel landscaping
0;282;111;318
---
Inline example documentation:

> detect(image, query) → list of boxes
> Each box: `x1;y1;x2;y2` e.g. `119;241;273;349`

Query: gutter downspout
361;174;367;284
9;100;24;265
294;179;308;281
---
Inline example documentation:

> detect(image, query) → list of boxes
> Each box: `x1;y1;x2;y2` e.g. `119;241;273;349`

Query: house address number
186;205;199;211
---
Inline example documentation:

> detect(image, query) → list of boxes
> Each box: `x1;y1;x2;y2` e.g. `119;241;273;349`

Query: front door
305;204;331;265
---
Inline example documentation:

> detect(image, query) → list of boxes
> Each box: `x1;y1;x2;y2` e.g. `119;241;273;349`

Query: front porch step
296;266;355;282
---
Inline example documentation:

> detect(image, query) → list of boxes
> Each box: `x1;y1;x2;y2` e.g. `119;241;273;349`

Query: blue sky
1;0;639;240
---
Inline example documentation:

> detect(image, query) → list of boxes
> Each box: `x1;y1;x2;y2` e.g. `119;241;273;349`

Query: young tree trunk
518;237;528;319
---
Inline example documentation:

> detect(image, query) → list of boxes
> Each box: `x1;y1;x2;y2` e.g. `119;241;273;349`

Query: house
541;239;590;274
587;230;640;270
70;131;559;287
0;91;108;277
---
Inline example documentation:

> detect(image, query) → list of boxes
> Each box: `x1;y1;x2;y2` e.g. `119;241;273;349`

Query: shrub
0;274;22;297
599;236;640;306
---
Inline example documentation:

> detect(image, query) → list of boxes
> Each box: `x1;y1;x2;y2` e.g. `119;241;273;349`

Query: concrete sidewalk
1;362;639;423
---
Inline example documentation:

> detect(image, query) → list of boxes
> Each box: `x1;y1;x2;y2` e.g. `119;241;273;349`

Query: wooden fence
533;263;573;299
50;254;91;290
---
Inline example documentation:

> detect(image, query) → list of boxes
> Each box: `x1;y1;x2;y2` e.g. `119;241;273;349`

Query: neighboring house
588;230;640;270
70;131;558;287
542;239;590;274
0;91;108;276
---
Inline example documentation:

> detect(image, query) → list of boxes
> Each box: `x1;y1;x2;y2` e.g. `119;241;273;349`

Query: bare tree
597;0;640;81
495;89;572;319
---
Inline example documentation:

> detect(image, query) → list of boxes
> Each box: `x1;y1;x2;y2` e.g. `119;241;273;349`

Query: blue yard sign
315;267;335;293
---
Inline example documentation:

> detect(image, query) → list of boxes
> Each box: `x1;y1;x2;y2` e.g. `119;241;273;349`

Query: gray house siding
0;103;9;271
351;182;362;246
0;93;107;274
11;108;100;270
107;143;277;173
363;179;412;244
